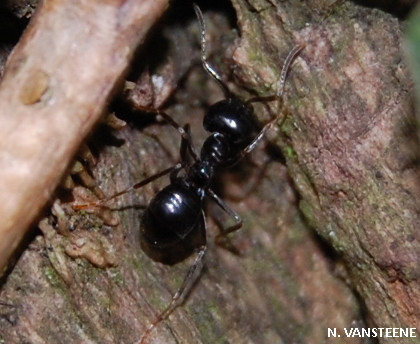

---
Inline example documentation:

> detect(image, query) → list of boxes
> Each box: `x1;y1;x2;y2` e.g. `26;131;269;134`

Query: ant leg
168;124;199;184
138;212;207;344
243;44;304;156
136;105;200;161
179;124;199;163
228;157;271;202
156;110;199;161
73;163;184;210
207;188;243;254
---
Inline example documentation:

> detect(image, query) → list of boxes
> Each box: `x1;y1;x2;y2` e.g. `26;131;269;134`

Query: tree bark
0;1;418;344
230;0;420;340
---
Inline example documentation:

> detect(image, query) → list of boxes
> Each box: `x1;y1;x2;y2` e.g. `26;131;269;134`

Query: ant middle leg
73;163;184;210
226;156;272;202
207;188;243;255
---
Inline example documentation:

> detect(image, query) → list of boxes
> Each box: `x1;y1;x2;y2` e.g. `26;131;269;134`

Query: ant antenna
240;44;304;155
275;43;304;118
193;3;232;98
246;43;304;106
277;44;304;99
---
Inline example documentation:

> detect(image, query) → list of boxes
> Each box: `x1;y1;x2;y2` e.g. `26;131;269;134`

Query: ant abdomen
140;180;206;265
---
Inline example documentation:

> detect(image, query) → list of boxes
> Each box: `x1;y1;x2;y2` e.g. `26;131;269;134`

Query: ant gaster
76;4;302;344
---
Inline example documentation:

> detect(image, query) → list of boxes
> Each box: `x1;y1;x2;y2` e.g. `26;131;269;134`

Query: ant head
203;98;256;149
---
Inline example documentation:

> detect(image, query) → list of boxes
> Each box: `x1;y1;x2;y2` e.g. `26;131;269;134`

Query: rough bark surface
229;0;420;341
0;1;418;344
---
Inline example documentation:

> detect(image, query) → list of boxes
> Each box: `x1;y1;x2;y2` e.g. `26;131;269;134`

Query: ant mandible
76;3;302;344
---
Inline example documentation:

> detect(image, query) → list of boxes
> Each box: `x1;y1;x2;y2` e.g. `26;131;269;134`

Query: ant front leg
207;188;243;255
168;124;199;184
179;124;199;166
135;105;200;161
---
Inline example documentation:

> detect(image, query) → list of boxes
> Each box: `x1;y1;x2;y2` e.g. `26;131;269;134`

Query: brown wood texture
0;0;169;275
229;0;419;341
0;0;419;344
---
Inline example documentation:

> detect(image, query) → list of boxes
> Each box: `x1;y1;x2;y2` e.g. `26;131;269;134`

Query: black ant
75;4;302;343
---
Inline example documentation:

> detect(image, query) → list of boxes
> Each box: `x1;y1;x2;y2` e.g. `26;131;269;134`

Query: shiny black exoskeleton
74;4;302;343
134;4;302;341
140;98;256;264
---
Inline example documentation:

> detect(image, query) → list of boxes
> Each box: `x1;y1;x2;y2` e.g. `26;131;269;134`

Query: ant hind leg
138;212;207;344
